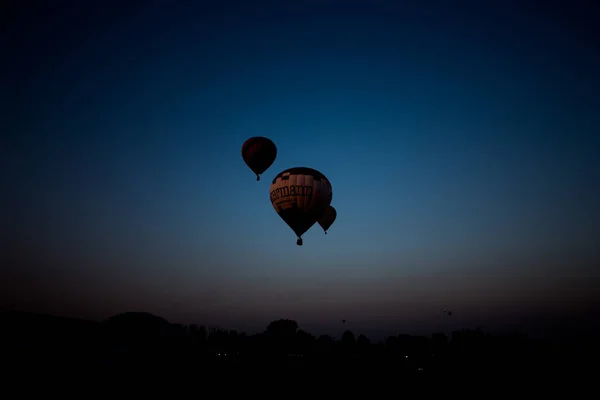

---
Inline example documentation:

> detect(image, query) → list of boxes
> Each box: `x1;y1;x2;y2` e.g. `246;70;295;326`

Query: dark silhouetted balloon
241;137;277;181
269;167;333;246
318;205;337;234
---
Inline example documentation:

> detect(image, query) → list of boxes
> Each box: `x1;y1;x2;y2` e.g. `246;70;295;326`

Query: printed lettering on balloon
270;185;313;203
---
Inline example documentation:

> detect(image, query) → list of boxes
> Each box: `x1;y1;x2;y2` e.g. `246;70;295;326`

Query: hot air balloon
318;205;337;234
241;137;277;181
269;167;333;246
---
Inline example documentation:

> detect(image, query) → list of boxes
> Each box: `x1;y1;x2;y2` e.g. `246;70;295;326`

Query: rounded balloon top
271;167;328;184
241;137;277;181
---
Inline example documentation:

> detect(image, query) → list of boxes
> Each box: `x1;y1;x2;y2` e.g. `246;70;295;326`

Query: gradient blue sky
2;0;599;340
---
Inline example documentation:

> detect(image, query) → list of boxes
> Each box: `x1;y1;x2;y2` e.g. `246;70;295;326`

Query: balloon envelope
269;167;333;245
241;137;277;181
318;205;337;234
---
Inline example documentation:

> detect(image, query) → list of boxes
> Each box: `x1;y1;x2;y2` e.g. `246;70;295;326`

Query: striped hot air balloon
269;167;332;246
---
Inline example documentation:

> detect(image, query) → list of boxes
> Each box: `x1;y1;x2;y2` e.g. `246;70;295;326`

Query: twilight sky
2;0;599;341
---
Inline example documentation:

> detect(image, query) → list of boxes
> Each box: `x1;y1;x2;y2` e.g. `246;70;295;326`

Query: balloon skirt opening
296;238;303;246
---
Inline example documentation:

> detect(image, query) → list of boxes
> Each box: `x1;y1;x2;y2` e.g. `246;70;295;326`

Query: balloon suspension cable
296;237;303;246
256;174;260;181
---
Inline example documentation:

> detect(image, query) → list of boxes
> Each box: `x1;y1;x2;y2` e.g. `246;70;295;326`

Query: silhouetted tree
316;334;335;356
265;319;298;357
340;330;356;358
431;332;448;355
208;328;229;355
356;334;371;353
265;319;298;338
341;330;356;345
295;329;315;355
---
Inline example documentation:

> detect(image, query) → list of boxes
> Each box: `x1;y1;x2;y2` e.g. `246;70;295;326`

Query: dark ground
2;309;596;390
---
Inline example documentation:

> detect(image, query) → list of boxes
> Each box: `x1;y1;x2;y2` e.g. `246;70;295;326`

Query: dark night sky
2;0;599;341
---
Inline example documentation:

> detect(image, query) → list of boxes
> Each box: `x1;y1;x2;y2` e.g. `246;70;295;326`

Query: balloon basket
296;238;303;246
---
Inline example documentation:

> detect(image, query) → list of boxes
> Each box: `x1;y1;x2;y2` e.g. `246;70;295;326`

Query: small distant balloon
318;205;337;234
442;309;453;317
269;167;333;246
241;137;277;181
342;319;346;324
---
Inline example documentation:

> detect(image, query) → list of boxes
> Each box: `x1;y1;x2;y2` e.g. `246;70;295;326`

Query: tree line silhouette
2;310;594;378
